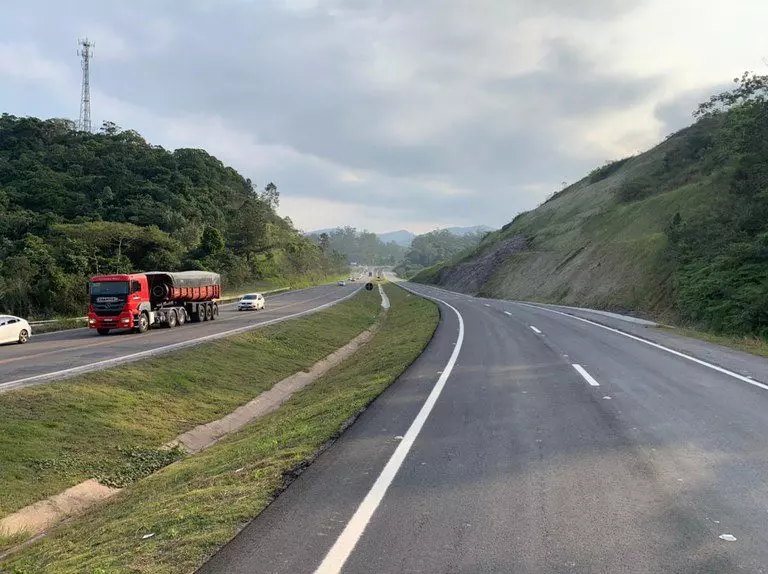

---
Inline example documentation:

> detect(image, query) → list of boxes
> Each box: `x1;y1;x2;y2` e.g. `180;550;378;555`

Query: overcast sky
1;0;766;233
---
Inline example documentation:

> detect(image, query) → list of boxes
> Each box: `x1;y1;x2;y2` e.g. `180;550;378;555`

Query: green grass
2;285;439;574
418;131;725;324
0;290;380;522
657;325;768;359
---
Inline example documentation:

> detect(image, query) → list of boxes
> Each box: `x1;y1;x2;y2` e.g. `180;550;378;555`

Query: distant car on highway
0;315;31;345
338;280;347;286
237;293;265;311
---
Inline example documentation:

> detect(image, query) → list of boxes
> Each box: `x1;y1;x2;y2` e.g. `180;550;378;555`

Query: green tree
199;225;225;256
0;114;345;317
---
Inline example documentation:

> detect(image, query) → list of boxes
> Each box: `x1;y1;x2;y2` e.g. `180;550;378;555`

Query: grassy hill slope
416;119;720;322
415;74;768;337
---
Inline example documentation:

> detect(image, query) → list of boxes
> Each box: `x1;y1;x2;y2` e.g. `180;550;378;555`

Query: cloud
0;42;69;84
2;0;767;232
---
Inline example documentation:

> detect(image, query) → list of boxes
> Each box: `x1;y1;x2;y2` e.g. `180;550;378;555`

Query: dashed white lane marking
520;302;768;392
315;288;465;574
484;303;491;307
504;311;512;316
572;364;600;387
529;325;542;334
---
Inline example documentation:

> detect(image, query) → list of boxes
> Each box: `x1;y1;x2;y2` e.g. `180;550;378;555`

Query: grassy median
2;285;438;573
0;288;380;525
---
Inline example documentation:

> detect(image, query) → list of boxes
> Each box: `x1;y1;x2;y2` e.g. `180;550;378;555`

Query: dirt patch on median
166;322;381;454
0;480;120;541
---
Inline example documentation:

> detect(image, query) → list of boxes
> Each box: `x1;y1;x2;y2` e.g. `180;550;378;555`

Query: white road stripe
484;303;491;307
572;364;600;387
521;303;768;392
504;311;512;316
315;287;465;574
530;325;542;334
0;288;362;393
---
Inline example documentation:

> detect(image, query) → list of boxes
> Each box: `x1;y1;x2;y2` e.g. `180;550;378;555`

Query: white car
338;280;347;286
0;315;31;345
237;293;265;311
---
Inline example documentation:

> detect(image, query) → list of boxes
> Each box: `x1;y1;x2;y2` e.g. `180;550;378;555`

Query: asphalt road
0;283;359;392
200;280;768;574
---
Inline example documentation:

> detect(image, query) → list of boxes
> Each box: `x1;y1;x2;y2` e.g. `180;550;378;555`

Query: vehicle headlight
89;318;96;324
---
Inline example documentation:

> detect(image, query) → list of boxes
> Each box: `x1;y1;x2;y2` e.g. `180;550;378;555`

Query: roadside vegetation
657;325;768;360
0;115;348;320
0;289;380;525
2;285;439;574
414;72;768;340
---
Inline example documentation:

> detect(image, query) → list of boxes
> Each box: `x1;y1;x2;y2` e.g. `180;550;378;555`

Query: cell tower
77;38;94;132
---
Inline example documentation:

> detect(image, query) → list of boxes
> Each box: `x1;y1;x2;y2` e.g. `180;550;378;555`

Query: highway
0;283;359;393
200;280;768;574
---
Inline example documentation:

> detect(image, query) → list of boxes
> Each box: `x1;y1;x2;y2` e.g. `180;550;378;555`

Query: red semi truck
88;271;221;335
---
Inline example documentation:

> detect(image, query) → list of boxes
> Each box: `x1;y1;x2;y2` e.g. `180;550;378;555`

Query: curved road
0;283;359;393
200;279;768;574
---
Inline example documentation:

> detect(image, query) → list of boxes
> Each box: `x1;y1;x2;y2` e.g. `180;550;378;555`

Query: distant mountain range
377;230;415;246
307;225;494;247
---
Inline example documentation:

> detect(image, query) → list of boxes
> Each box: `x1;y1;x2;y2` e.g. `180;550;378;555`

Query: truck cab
88;274;149;334
88;271;220;335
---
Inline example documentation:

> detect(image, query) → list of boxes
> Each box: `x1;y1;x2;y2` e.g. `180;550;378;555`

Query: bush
616;177;656;203
588;156;633;183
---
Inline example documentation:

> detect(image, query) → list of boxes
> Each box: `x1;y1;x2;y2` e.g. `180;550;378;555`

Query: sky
1;1;766;233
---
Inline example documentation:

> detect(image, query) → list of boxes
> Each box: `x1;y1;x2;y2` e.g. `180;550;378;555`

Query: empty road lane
200;280;768;573
0;283;359;392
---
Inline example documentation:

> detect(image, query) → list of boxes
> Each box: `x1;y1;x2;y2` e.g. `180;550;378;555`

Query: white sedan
0;315;31;345
237;293;265;311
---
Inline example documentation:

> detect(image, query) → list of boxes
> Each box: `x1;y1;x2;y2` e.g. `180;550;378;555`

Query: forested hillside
0;115;346;318
415;74;768;337
309;227;406;265
395;229;486;278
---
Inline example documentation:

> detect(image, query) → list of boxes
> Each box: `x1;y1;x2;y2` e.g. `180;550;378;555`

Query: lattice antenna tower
77;38;94;132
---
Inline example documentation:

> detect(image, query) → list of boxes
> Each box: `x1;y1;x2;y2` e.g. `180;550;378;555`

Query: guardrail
27;287;293;327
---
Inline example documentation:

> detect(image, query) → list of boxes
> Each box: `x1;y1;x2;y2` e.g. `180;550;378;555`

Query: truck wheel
177;309;186;326
97;328;110;336
136;312;149;333
205;303;213;321
167;309;177;329
211;303;218;320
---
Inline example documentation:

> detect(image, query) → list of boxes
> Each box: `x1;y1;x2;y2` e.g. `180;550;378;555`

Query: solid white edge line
314;285;464;574
520;302;768;392
572;363;600;387
0;287;363;393
529;325;542;334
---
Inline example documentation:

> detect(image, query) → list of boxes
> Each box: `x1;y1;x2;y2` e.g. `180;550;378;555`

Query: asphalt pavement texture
199;281;768;574
0;283;359;392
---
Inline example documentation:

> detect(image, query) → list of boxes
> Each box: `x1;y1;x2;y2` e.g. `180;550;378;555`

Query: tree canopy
0;114;346;317
308;227;406;266
395;229;485;277
666;73;768;335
